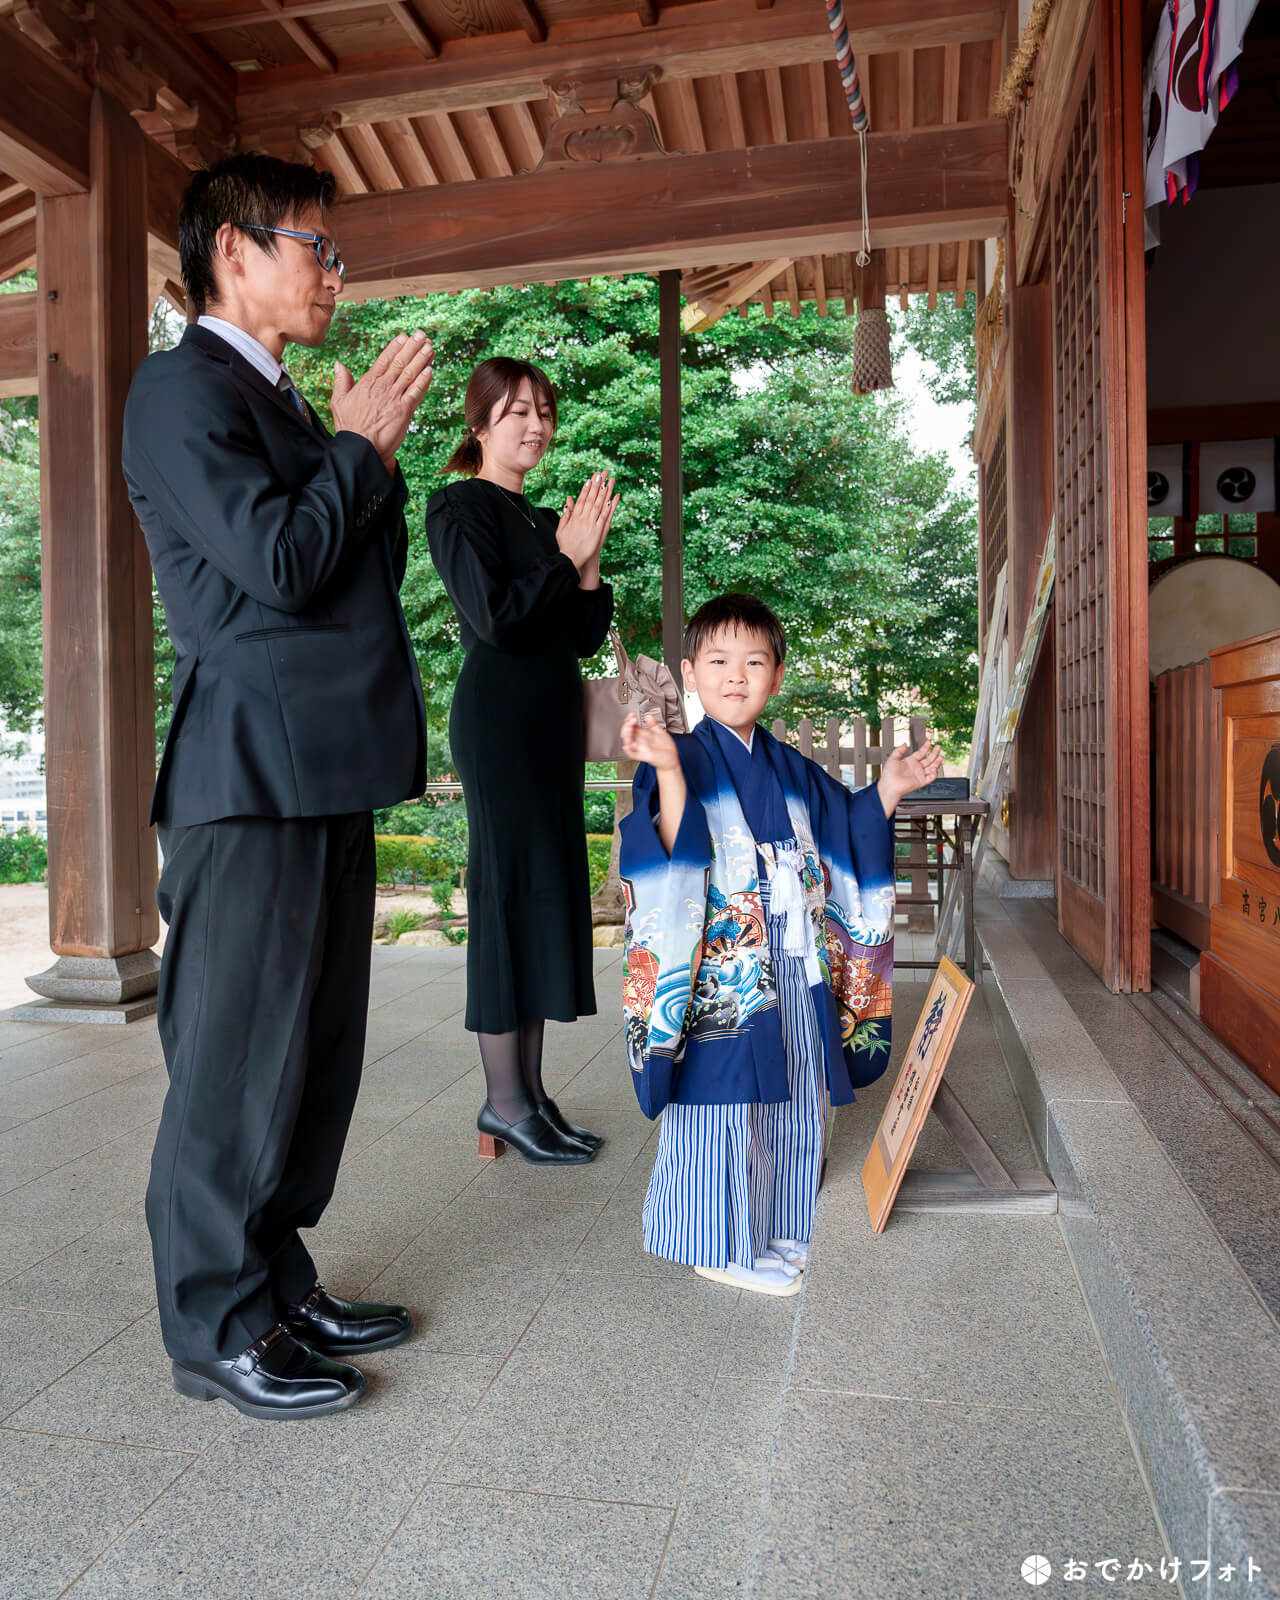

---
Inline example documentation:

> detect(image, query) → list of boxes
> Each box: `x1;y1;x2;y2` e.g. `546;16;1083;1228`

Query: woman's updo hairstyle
444;356;559;476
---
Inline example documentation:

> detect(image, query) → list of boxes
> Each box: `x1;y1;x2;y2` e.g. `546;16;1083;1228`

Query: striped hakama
642;841;828;1269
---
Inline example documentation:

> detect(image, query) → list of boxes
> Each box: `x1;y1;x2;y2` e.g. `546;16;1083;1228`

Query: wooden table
892;800;991;980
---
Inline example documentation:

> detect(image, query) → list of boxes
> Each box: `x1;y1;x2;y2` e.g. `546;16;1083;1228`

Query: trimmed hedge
375;830;613;897
374;833;447;888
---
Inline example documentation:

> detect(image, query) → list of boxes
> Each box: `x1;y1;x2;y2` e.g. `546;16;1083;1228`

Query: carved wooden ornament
538;68;667;170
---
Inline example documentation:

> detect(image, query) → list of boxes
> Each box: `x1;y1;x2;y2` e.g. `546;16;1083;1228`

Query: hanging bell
850;305;893;394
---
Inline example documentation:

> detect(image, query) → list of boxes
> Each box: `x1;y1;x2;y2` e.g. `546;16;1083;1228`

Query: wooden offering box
1202;627;1280;1095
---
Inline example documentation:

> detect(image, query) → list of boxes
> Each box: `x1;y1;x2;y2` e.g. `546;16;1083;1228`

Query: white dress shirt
197;315;284;387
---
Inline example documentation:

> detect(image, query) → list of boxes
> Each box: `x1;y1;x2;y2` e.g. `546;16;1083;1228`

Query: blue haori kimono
619;717;897;1270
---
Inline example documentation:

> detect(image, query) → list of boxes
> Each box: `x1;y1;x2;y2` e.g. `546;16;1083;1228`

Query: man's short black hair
179;153;337;316
683;593;787;664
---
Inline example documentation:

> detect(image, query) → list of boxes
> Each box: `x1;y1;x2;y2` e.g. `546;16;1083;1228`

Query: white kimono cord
770;848;810;957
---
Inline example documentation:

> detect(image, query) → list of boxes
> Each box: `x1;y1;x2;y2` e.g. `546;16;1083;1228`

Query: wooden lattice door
1049;6;1150;991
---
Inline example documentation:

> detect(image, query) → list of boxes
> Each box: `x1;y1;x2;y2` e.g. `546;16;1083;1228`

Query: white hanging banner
1199;438;1277;515
1147;443;1186;518
1143;0;1260;249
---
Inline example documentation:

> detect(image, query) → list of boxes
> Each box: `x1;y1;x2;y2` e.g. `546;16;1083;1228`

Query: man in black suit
123;153;433;1420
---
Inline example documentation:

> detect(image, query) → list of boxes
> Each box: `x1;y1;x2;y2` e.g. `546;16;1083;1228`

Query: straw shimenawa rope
993;0;1056;119
974;236;1005;377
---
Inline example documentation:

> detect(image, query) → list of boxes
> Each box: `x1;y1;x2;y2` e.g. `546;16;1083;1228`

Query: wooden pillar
659;267;683;675
18;90;159;1020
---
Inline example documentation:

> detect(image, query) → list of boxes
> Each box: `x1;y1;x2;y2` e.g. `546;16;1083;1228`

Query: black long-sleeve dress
426;478;615;1033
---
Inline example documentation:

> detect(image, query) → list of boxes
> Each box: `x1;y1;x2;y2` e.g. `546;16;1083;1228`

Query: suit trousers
146;813;375;1362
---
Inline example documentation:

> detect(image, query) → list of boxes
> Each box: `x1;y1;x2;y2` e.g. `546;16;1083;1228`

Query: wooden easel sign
861;958;975;1232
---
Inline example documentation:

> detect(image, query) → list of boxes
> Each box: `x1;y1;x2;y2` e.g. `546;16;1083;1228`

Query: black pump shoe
171;1325;365;1420
477;1100;596;1164
537;1098;604;1151
285;1284;412;1356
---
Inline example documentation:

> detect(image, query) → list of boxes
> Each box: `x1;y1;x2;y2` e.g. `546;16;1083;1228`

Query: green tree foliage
895;292;978;409
288;278;977;754
0;395;42;741
0;277;978;760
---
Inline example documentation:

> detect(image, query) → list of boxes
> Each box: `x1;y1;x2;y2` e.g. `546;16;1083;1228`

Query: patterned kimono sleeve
808;764;897;1087
618;757;712;1117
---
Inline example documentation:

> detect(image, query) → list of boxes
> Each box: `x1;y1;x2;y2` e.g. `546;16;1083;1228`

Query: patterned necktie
276;370;310;423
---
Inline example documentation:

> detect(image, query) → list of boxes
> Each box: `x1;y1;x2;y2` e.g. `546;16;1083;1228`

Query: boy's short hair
179;153;338;316
683;594;787;665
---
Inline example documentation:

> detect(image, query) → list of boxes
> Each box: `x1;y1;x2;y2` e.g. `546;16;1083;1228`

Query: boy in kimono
619;594;941;1295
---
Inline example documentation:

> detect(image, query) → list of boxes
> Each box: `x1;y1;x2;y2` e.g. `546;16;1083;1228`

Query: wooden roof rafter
231;0;1005;131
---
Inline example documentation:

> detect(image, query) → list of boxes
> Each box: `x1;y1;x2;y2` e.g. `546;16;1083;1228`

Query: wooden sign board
862;957;976;1232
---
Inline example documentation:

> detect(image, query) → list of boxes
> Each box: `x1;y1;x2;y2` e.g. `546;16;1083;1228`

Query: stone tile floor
0;946;1176;1598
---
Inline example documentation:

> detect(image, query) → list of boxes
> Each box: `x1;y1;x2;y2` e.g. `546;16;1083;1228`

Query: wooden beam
0;20;94;194
765;66;788;142
472;107;514;175
0;193;37;236
335;124;1007;295
814;253;827;315
682;255;789;331
381;116;440;185
721;71;746;148
431;111;478;181
508;100;544;168
387;1;438;57
899;49;915;130
0;219;36;280
784;263;800;314
0;20;192;256
926;240;939;307
954;235;968;305
942;41;961;122
253;0;338;72
809;60;829;140
0;290;36;397
319;129;371;192
670;76;706;154
898;245;910;308
511;0;547;44
842;250;855;313
343;123;403;188
235;0;1005;130
637;0;658;25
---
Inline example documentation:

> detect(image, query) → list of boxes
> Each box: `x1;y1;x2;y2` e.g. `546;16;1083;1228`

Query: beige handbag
584;629;687;763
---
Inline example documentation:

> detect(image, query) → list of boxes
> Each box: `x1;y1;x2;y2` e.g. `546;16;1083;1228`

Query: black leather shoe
477;1100;596;1164
284;1284;413;1355
537;1098;604;1150
171;1325;364;1420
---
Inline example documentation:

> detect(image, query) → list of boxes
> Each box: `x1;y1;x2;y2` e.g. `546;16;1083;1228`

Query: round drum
1148;556;1280;677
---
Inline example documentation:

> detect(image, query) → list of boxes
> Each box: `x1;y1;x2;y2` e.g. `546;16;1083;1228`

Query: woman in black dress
426;358;618;1165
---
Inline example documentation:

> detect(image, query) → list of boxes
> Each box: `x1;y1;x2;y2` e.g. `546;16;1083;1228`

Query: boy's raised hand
620;711;680;771
877;738;944;818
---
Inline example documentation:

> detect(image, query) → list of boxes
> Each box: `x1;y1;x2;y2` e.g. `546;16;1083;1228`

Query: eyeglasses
235;223;345;283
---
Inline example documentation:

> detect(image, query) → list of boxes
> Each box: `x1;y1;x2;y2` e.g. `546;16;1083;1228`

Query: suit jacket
123;324;427;826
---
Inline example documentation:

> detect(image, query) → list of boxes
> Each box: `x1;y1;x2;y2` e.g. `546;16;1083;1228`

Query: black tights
477;1020;547;1124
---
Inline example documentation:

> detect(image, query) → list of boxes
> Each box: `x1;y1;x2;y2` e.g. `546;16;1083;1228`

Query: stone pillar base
5;951;161;1025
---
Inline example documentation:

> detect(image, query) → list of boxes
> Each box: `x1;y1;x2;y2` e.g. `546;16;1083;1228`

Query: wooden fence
774;714;932;928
